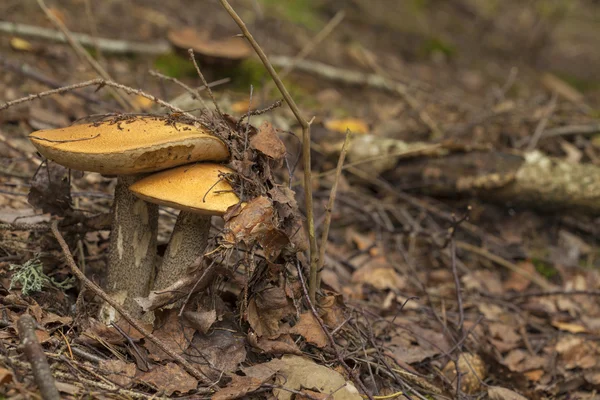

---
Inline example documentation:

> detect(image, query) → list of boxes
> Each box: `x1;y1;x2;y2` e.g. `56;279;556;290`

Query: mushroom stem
100;175;158;323
153;211;211;293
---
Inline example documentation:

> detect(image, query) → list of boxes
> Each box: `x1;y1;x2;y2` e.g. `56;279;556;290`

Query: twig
263;10;345;94
269;55;441;136
0;21;171;55
17;314;61;400
83;0;106;66
526;92;558;150
219;0;319;302
0;79;201;123
49;220;210;384
188;49;221;116
36;0;136;111
456;241;554;290
294;261;373;400
316;130;352;287
0;54;109;107
542;123;600;138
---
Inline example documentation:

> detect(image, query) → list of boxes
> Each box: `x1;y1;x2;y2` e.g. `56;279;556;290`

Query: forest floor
1;1;600;399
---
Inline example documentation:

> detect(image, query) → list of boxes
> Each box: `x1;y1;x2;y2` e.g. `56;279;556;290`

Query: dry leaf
188;323;247;380
273;355;362;400
523;369;544;382
488;386;528;400
144;310;195;362
552;320;588;333
10;37;33;52
139;363;197;396
182;309;216;334
442;353;487;395
325;118;369;134
223;196;289;260
214;359;286;400
99;359;136;387
27;161;73;216
352;265;405;291
248;332;303;355
250;121;286;161
247;285;294;338
290;312;327;348
0;367;13;385
213;375;264;400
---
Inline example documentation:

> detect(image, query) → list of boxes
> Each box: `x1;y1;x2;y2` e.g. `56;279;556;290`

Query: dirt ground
2;1;600;399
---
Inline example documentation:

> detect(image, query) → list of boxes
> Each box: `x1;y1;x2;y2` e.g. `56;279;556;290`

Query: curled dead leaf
250;121;286;161
442;353;487;395
138;363;197;396
290;312;328;348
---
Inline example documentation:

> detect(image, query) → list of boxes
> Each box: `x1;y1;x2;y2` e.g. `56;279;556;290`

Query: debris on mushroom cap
167;28;252;60
29;116;230;175
129;163;240;215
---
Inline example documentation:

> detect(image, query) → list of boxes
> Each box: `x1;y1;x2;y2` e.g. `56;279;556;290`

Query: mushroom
167;28;252;66
129;163;239;294
29;117;229;322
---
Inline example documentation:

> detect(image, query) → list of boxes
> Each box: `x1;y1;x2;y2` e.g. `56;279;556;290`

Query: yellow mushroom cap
129;163;239;215
29;117;229;175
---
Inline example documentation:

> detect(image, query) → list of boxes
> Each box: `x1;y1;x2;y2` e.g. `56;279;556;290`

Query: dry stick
263;9;345;95
0;54;109;107
456;241;554;290
316;130;352;288
36;0;136;111
526;92;558;151
0;21;171;55
0;79;201;123
49;220;210;384
17;314;61;400
543;123;600;138
269;55;443;128
294;261;373;400
219;0;319;302
188;49;222;116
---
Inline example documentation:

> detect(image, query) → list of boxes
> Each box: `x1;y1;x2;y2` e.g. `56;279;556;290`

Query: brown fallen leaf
213;375;264;400
99;359;136;388
290;312;328;348
250;121;286;161
27;161;73;216
247;285;294;338
352;263;405;291
188;322;247;380
214;359;286;400
273;355;362;400
552;320;588;334
138;363;197;396
223;196;290;260
0;367;13;385
487;386;528;400
442;353;487;395
248;332;303;356
143;310;194;362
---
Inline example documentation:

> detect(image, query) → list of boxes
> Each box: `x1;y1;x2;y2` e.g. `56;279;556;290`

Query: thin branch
36;0;136;111
526;92;558;151
295;261;373;400
188;49;222;116
0;21;171;55
17;314;61;400
219;0;319;302
0;79;201;123
316;130;352;287
49;220;210;384
263;9;345;94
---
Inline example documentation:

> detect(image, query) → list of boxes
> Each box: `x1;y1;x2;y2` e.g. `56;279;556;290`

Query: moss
258;0;325;31
420;36;457;59
153;53;198;79
532;258;558;279
226;59;270;90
